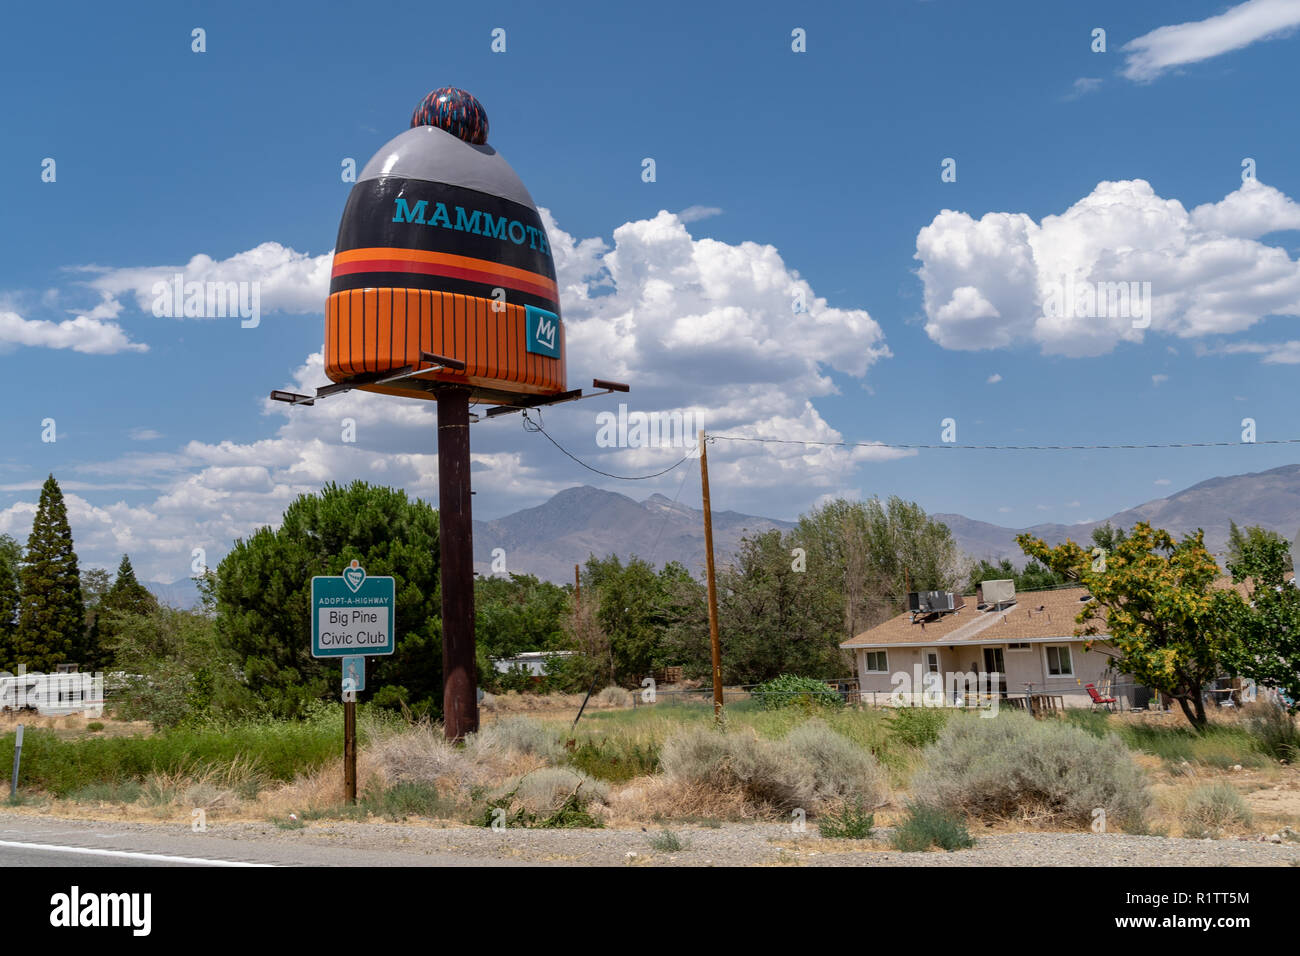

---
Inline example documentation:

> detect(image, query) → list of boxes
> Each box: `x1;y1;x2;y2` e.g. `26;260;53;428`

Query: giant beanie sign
271;88;627;744
325;87;567;403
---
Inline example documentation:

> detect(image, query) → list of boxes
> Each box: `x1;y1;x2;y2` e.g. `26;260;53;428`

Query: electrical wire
705;434;1300;451
520;410;698;480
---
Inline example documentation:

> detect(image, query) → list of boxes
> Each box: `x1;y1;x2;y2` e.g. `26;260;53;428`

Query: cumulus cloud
0;310;147;354
1122;0;1300;82
77;242;332;319
915;178;1300;357
15;211;895;582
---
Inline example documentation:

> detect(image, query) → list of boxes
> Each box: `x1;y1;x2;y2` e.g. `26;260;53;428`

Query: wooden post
438;387;478;741
699;430;723;721
343;699;356;803
574;563;580;604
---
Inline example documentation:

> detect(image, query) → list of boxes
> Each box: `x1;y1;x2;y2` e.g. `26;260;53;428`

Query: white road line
0;839;273;866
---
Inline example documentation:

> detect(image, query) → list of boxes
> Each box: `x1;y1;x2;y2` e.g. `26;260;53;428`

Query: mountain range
147;464;1300;603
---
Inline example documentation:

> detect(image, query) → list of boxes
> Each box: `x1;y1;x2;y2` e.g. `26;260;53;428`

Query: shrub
888;707;948;748
566;738;659;782
69;780;143;804
466;717;561;761
1246;702;1300;762
1180;782;1252;838
659;726;813;813
508;767;608;815
817;801;875;840
596;686;634;708
480;768;606;829
890;803;974;852
752;675;843;711
363;782;443;820
782;719;888;808
86;722;105;733
649;829;686;851
911;712;1150;831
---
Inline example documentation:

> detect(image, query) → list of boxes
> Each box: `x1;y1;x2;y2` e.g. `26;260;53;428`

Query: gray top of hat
358;126;537;210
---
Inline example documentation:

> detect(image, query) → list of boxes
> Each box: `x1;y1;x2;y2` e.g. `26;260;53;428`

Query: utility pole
699;430;723;720
574;563;581;605
438;387;477;741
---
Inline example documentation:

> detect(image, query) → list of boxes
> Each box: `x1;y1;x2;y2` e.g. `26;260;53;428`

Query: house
840;582;1134;709
492;651;573;678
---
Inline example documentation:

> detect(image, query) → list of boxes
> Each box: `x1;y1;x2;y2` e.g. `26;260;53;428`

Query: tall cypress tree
14;475;84;671
0;536;20;671
97;554;159;666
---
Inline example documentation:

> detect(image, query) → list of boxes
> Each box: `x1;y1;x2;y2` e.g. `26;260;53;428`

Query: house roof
841;577;1257;650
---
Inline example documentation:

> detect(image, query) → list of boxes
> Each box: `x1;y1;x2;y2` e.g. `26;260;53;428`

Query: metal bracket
483;378;630;419
269;352;467;407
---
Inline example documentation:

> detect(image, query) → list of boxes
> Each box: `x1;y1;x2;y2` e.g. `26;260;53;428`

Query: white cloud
1122;0;1300;82
986;373;1002;384
17;211;896;582
78;242;332;319
1203;339;1300;363
129;428;163;441
1154;478;1172;485
0;310;146;354
915;178;1300;357
1065;77;1102;99
1151;373;1169;385
676;205;724;223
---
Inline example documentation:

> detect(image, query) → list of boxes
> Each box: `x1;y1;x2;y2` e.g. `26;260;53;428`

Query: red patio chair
1085;683;1116;712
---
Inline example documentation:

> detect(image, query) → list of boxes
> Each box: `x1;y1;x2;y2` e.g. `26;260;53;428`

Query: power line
520;411;698;480
706;434;1300;451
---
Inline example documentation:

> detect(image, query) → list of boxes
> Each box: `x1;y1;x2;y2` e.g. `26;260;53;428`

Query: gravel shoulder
2;810;1298;866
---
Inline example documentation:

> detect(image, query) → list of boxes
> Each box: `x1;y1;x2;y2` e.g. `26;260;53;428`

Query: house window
864;651;888;673
1045;645;1074;676
1007;642;1030;652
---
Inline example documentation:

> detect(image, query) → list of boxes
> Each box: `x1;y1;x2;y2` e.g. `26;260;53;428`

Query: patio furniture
1085;683;1117;712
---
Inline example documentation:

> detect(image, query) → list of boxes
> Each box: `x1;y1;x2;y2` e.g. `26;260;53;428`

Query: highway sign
311;560;396;657
342;656;366;693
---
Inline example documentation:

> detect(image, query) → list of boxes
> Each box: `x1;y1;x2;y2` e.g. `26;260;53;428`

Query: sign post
312;560;395;803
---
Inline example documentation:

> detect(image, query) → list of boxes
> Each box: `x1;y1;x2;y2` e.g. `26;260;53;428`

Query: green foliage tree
1225;520;1288;572
214;481;440;718
0;535;20;670
966;557;1066;595
794;496;962;641
714;528;845;683
1220;530;1300;711
93;555;159;669
1018;521;1230;730
473;572;571;691
105;604;250;728
13;476;85;671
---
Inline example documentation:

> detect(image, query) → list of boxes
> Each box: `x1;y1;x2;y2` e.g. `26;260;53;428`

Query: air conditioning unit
980;579;1015;607
909;590;955;613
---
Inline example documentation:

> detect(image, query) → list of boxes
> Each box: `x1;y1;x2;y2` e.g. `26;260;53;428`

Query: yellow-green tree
1017;521;1230;731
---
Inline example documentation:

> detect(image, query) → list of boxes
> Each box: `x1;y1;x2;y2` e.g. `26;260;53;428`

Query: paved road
0;813;516;867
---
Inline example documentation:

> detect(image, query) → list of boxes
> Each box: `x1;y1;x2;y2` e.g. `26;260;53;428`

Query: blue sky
3;0;1300;586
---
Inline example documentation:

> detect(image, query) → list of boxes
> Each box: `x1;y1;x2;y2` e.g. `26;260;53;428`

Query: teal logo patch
526;306;561;358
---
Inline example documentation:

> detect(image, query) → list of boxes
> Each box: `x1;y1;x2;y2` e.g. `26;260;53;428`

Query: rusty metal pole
699;430;723;721
438;387;478;741
343;699;356;803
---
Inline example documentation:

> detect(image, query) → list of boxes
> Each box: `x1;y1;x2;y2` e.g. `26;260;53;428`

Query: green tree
1018;521;1229;730
966;557;1066;595
474;572;571;690
105;604;250;728
0;536;20;670
794;496;963;639
94;555;159;669
1225;520;1288;572
1220;531;1300;710
215;481;441;718
714;528;844;684
13;476;85;671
